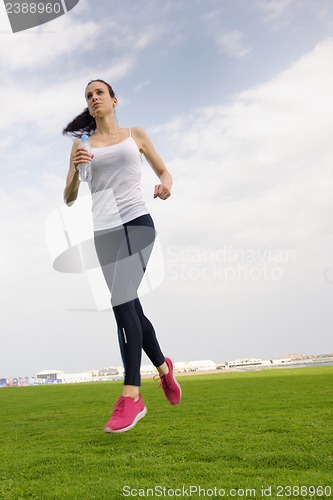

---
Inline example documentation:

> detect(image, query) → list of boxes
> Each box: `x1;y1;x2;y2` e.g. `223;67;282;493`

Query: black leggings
94;214;165;386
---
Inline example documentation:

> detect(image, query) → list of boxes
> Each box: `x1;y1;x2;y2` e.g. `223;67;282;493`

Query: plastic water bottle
78;134;92;182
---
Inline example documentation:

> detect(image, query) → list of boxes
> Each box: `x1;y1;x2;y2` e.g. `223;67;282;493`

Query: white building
271;358;292;365
226;358;262;368
226;357;293;369
174;360;217;372
140;364;156;375
35;369;100;384
36;370;64;381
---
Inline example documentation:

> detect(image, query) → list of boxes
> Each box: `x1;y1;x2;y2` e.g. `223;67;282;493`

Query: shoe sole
104;406;147;433
168;379;182;405
165;358;182;405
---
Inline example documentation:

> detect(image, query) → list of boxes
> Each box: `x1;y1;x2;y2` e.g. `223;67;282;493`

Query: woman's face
85;81;117;118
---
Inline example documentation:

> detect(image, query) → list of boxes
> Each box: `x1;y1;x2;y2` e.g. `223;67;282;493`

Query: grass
0;366;332;499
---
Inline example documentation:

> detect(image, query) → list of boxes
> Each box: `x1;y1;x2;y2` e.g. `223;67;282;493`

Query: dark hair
62;79;116;138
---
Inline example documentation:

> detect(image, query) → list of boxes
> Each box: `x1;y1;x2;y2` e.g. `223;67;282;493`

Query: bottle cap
81;134;89;141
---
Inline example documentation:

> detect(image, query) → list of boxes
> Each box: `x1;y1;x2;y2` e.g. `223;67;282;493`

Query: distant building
98;367;119;377
287;353;305;360
140;364;156;375
271;358;292;365
226;358;262;368
36;370;64;381
174;360;217;372
226;357;294;369
35;369;98;384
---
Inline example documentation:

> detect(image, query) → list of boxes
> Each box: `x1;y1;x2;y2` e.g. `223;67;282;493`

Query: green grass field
0;366;332;499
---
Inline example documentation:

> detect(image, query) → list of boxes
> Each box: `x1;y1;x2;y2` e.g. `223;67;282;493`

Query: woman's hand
72;148;94;171
154;183;171;200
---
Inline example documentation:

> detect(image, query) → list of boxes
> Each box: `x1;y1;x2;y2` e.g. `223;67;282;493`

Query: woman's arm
133;128;172;200
64;139;94;206
64;139;81;206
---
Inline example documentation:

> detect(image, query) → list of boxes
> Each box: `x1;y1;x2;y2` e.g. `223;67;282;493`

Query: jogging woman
63;79;181;433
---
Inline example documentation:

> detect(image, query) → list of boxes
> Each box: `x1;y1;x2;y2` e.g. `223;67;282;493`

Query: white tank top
89;129;149;230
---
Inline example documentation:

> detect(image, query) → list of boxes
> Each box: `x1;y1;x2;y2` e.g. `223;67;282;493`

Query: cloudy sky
1;0;332;378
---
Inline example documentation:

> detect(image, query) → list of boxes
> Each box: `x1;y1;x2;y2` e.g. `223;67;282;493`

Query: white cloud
0;3;170;136
0;0;171;75
102;23;160;51
0;15;102;70
133;80;151;93
148;38;333;277
216;30;252;59
255;0;333;29
257;0;304;21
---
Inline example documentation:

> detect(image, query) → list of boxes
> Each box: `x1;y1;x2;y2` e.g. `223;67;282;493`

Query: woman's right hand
72;148;94;171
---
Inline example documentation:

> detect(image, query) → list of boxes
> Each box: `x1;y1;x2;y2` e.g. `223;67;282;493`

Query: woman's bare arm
63;139;81;206
132;127;172;200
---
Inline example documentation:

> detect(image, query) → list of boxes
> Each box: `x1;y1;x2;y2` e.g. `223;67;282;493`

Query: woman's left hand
153;184;171;200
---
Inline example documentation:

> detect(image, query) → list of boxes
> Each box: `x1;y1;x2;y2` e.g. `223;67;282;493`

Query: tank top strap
129;128;132;138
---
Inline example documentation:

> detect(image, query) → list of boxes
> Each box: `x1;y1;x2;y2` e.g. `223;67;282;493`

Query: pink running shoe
159;358;182;405
104;395;147;433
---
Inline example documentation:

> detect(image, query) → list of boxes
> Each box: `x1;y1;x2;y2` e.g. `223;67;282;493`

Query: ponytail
62;108;96;138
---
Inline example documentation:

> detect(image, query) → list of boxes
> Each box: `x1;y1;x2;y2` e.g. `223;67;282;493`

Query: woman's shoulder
131;127;150;152
131;127;146;136
131;127;150;143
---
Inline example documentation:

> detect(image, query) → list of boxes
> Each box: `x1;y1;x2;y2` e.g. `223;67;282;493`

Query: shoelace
154;373;175;391
112;396;127;416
